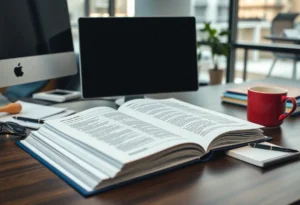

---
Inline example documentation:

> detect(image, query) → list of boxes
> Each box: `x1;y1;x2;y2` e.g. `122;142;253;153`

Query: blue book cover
221;97;300;116
223;92;247;101
16;136;271;197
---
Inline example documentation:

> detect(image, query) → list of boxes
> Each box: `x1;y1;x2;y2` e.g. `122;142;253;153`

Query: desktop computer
0;0;77;88
79;17;198;102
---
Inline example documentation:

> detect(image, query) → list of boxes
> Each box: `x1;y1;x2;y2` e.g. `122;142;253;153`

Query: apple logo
14;63;24;77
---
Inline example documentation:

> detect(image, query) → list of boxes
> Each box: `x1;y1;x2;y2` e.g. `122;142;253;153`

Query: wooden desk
1;78;300;205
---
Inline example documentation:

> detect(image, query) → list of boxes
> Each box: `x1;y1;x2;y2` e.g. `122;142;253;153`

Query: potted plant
200;22;229;85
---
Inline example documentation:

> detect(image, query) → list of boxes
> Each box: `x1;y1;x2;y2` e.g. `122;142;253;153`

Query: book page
119;98;262;150
44;107;189;164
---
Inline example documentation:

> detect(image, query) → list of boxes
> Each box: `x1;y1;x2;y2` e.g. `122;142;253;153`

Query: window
67;0;134;52
231;0;300;82
194;0;230;83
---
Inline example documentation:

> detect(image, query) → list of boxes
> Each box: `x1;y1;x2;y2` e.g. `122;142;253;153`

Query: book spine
286;101;300;108
221;99;247;107
223;92;247;101
224;92;300;108
222;95;300;115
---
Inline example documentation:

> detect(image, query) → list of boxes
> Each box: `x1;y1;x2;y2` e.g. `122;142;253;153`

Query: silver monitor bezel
0;52;77;88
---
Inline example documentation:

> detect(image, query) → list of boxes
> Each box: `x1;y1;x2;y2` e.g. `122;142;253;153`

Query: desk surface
1;78;300;205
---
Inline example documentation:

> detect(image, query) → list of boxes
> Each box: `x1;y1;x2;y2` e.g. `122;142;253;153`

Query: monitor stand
115;95;145;107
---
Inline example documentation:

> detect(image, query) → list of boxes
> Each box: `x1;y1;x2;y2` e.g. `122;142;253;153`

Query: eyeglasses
0;121;27;140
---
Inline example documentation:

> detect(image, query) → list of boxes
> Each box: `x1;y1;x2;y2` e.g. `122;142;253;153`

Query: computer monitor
79;17;198;101
0;0;77;88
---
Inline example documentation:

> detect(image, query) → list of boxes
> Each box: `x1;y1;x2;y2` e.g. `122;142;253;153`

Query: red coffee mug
247;86;297;127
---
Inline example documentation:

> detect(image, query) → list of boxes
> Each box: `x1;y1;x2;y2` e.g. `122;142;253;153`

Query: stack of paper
226;142;300;167
0;101;75;129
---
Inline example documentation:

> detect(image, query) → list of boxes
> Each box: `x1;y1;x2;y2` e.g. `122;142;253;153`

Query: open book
18;98;267;196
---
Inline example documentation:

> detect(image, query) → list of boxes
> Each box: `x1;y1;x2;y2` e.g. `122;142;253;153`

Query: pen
249;143;299;153
13;116;44;124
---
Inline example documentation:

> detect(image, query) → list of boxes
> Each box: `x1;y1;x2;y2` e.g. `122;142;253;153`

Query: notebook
0;101;68;129
226;142;300;167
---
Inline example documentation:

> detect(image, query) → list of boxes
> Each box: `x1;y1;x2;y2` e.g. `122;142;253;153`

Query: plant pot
209;69;224;85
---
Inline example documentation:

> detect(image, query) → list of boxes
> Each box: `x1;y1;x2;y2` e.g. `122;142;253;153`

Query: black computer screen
79;17;198;98
0;0;73;60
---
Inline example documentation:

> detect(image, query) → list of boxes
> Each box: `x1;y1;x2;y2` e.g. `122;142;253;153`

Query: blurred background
67;0;300;84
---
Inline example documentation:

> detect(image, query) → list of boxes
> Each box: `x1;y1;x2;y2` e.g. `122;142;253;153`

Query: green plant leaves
200;22;218;37
199;22;230;57
219;30;229;36
210;29;217;37
199;22;230;70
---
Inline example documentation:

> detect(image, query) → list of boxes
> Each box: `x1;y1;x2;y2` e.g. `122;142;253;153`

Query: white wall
206;0;217;22
135;0;192;16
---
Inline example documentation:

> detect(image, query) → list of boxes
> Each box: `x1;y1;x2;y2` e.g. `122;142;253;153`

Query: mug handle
279;96;297;121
